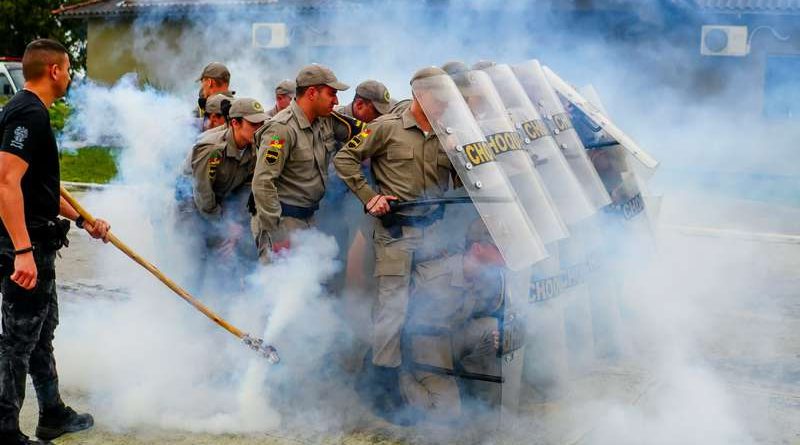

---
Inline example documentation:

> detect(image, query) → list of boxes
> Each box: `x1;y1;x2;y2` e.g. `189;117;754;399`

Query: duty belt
280;202;318;220
379;204;444;239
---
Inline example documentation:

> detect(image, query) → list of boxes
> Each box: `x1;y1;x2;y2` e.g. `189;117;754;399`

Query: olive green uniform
400;254;502;421
251;101;360;258
184;126;256;219
333;107;456;368
265;105;280;119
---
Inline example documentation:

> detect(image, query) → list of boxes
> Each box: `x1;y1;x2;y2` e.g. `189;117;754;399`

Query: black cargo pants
0;236;65;433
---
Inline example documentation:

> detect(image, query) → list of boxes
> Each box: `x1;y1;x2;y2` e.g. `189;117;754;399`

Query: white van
0;58;24;106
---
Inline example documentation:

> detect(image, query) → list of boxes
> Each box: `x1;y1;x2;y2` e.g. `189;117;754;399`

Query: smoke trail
46;0;800;442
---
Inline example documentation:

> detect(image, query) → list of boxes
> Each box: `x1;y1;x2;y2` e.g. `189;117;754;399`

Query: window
8;68;23;92
0;75;13;98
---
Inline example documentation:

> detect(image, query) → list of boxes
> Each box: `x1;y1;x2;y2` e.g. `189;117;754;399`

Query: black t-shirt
0;90;60;230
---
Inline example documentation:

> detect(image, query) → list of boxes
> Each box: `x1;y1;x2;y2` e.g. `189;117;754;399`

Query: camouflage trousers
0;238;64;433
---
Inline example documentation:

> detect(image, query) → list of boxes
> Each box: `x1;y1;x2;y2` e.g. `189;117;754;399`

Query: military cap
204;93;230;115
409;66;447;86
355;80;392;115
295;64;349;91
275;79;296;97
472;60;496;70
441;60;468;76
229;98;269;124
197;62;231;82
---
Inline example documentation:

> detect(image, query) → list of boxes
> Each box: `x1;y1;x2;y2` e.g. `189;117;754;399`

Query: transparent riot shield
479;64;597;226
513;60;612;210
544;67;659;171
412;73;548;271
448;69;569;245
558;80;659;241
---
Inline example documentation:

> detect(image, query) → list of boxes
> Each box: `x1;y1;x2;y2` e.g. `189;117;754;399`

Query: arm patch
208;149;223;180
265;135;284;165
344;128;372;150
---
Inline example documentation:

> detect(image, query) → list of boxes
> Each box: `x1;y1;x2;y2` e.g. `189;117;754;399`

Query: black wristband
75;216;85;229
13;246;34;255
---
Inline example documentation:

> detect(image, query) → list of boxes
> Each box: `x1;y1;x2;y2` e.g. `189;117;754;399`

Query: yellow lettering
553;113;572;132
522;120;549;140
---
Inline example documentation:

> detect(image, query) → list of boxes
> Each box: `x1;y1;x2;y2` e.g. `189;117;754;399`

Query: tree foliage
0;0;88;71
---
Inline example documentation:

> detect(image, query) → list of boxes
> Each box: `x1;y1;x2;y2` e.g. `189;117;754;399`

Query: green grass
59;146;118;184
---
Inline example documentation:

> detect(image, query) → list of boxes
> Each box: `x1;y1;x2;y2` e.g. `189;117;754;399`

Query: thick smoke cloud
50;0;798;443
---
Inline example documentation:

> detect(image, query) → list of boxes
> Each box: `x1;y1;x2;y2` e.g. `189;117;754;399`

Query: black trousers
0;238;64;433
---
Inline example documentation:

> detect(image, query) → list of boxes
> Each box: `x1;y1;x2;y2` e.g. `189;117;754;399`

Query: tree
0;0;88;71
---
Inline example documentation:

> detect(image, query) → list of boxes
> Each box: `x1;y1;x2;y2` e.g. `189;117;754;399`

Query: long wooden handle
60;185;246;339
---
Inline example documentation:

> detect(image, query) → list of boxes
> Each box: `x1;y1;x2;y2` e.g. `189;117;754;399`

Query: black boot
35;406;93;440
0;430;52;445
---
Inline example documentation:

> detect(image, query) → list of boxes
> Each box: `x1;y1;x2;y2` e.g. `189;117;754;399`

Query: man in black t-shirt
0;39;111;445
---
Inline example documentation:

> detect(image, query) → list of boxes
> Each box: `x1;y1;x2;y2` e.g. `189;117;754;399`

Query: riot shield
479;64;597;226
544;67;659;171
562;82;658;236
448;69;569;245
412;73;548;271
512;60;612;210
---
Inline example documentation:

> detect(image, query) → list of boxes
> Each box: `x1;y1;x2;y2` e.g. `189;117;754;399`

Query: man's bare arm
0;152;31;252
0;151;36;289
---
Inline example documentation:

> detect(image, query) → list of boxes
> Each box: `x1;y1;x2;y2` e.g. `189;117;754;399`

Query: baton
60;185;280;364
412;362;504;384
387;196;512;211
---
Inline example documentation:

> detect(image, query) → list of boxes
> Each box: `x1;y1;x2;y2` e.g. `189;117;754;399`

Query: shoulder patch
208;149;223;180
265;135;284;165
344;128;372;150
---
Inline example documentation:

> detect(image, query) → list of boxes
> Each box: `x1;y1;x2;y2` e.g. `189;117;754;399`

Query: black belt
379;205;444;238
280;202;318;220
0;219;71;251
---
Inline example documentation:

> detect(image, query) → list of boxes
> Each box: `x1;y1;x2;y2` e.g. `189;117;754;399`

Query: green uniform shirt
185;127;256;219
251;100;361;235
333;108;455;215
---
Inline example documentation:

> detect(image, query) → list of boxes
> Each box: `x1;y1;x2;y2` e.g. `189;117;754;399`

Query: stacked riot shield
448;67;577;421
505;60;613;385
411;73;548;271
547;66;660;362
513;60;612;210
448;69;568;245
476;63;604;397
412;72;551;425
544;67;659;242
479;64;597;226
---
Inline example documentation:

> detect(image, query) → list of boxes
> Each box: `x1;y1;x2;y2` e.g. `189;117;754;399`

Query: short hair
22;39;68;81
206;77;228;87
295;85;310;98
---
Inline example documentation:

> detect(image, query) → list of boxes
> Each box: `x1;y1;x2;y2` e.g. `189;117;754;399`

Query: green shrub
60;146;117;184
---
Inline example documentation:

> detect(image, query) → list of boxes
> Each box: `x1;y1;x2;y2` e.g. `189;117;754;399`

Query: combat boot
35;406;94;440
0;430;52;445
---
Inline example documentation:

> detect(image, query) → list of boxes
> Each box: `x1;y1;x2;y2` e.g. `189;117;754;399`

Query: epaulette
271;107;293;124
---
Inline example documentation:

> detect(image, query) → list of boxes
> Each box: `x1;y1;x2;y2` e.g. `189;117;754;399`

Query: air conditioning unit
252;23;289;49
701;25;749;57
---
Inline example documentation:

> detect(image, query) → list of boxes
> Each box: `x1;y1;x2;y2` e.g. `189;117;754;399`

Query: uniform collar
290;100;312;130
401;108;420;130
223;128;243;160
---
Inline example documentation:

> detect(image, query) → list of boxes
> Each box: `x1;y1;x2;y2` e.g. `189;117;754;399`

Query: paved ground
13;190;800;444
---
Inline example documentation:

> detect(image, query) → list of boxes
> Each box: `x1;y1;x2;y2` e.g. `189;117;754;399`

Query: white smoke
46;0;800;443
